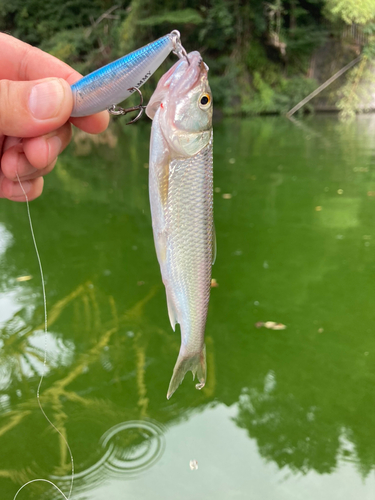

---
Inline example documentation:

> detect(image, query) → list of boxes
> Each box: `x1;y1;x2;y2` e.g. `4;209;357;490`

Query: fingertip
24;135;62;170
29;77;73;122
25;177;44;201
70;110;110;134
1;143;23;180
0;78;73;137
23;122;71;170
22;136;49;171
0;176;44;202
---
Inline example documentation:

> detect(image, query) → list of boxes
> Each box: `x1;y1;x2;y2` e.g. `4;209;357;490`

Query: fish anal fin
165;288;178;331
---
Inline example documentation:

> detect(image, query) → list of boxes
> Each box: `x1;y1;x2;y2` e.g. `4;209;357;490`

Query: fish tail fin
166;345;206;400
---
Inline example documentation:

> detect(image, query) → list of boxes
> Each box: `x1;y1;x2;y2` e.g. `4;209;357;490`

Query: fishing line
13;174;74;500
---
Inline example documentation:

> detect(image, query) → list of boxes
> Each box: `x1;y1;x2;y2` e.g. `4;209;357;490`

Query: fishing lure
71;30;188;120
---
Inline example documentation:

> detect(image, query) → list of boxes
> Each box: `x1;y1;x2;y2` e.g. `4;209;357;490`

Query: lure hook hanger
107;87;146;124
170;29;190;66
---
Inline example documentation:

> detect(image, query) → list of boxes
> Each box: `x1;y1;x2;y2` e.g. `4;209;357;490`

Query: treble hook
107;87;146;125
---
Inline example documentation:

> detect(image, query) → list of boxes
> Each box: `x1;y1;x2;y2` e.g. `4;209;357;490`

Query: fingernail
47;136;62;163
29;79;65;120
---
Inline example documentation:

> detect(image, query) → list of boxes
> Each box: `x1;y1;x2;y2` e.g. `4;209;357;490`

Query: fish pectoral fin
212;223;217;265
165;288;178;331
166;345;206;399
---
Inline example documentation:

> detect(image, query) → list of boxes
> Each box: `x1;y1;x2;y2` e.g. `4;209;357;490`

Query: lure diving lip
70;31;184;117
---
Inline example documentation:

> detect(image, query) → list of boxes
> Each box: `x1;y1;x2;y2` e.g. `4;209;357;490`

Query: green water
0;115;374;499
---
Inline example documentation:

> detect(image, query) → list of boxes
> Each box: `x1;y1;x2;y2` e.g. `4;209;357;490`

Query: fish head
146;51;213;157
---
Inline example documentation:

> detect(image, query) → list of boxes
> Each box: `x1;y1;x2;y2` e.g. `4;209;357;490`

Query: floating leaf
16;276;32;282
255;321;286;330
189;459;198;470
264;321;277;329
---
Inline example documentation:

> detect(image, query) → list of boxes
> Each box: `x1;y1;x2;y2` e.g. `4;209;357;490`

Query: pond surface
0;114;375;500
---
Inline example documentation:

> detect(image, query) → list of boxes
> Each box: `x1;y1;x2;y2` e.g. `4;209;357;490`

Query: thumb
0;77;73;138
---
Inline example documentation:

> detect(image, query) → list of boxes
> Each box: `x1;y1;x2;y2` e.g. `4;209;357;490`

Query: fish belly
165;141;214;354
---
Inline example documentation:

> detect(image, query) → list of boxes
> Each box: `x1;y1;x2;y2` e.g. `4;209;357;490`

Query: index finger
0;33;109;133
0;33;80;83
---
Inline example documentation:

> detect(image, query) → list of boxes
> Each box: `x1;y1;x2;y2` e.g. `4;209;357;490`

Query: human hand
0;33;110;202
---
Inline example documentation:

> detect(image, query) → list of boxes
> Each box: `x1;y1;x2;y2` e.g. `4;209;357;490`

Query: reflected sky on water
0;115;374;499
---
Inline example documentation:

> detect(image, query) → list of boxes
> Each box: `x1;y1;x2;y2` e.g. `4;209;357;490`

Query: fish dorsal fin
212;223;217;265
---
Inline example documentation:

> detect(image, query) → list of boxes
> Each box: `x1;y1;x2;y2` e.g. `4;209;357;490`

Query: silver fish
146;52;215;399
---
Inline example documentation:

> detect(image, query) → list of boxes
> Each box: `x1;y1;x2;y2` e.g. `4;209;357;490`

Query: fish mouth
172;51;208;87
146;51;208;120
176;51;208;90
190;52;208;75
198;57;208;72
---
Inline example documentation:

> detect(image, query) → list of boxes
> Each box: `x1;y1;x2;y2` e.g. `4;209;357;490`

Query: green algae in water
0;115;374;499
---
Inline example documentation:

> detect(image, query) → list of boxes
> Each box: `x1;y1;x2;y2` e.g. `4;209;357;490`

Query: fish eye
199;93;211;109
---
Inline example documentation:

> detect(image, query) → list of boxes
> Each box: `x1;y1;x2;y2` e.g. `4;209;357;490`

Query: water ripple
53;419;166;496
100;420;166;476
